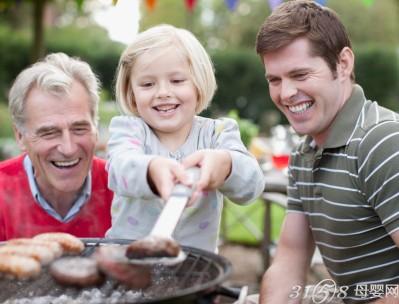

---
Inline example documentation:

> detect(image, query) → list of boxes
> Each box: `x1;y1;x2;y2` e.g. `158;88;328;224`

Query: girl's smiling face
130;47;198;149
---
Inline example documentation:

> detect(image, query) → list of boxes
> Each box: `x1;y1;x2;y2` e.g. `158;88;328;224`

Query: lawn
221;198;285;246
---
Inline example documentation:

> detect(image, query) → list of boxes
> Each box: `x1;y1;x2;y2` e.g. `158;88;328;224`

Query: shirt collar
23;155;91;222
300;84;366;152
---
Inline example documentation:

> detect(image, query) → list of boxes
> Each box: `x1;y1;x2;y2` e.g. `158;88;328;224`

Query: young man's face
263;37;349;146
15;81;97;199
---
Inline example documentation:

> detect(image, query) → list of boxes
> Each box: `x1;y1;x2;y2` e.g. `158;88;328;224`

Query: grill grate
0;239;231;303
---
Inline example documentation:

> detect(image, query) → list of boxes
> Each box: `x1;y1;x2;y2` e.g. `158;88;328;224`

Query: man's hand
182;149;232;204
147;157;187;202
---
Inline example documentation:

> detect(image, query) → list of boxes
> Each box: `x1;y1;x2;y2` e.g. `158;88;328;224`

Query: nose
280;79;297;102
57;131;78;156
156;81;171;99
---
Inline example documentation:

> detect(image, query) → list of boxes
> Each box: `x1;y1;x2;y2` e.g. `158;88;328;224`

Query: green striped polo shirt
287;85;399;303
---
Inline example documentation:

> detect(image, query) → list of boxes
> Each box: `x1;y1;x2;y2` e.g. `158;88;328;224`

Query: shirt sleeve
286;164;304;214
106;116;158;199
357;120;399;234
212;118;265;204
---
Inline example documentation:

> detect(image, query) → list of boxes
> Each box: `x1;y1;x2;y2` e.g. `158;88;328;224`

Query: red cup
271;154;289;170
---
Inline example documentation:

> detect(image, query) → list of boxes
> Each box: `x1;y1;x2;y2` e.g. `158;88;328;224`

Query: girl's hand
147;157;187;202
182;149;232;199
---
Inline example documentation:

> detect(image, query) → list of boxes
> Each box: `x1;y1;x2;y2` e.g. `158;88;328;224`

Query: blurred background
0;0;397;158
0;0;397;293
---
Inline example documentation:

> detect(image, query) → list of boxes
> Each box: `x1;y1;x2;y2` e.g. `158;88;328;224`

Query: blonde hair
115;24;216;116
9;52;100;132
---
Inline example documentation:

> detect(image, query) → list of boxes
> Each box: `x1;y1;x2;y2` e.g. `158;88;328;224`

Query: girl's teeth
289;102;312;113
54;159;79;167
155;105;178;112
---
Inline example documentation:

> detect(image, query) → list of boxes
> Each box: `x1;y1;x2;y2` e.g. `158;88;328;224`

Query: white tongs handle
150;167;201;238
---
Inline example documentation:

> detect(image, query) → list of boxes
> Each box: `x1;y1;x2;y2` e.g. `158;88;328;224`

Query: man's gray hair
8;52;101;131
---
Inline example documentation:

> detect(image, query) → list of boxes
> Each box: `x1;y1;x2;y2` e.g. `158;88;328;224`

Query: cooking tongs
128;167;201;266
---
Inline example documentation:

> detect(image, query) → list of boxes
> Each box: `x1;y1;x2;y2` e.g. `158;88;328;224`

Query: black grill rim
0;238;233;303
82;238;233;303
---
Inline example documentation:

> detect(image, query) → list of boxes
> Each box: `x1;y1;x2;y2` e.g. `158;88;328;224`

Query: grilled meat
94;245;151;289
50;257;104;287
125;236;180;259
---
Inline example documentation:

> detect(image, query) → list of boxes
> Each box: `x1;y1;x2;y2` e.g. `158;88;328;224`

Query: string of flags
112;0;376;11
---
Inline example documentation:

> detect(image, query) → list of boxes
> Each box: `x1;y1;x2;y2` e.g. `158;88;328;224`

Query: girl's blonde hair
115;24;217;116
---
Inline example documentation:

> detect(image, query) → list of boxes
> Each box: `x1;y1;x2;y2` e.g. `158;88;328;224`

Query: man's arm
370;231;399;304
260;212;315;304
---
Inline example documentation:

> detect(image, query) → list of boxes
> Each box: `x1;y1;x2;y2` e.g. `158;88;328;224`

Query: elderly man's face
15;81;97;199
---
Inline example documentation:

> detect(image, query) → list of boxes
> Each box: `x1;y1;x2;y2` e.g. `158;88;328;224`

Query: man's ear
13;125;27;152
337;47;354;81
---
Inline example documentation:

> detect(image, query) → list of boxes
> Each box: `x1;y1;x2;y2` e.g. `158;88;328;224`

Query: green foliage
98;101;119;125
0;23;124;103
329;0;399;47
0;102;13;138
210;48;274;122
0;24;397;128
0;25;31;102
46;25;125;101
354;45;399;111
227;109;259;147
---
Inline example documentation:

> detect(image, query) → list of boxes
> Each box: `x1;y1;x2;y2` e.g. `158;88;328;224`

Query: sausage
0;244;55;265
0;253;41;279
125;236;180;259
7;238;63;258
49;257;104;287
33;232;84;254
94;245;151;289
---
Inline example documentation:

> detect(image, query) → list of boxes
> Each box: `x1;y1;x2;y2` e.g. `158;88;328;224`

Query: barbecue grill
0;238;242;304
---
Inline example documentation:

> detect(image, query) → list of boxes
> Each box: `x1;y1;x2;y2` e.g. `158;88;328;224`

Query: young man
256;1;399;303
0;53;113;240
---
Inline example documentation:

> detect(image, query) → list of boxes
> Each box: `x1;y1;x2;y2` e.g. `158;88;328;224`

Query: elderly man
255;1;399;304
0;53;113;240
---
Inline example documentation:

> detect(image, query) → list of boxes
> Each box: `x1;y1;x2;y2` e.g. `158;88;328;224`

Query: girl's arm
106;116;158;199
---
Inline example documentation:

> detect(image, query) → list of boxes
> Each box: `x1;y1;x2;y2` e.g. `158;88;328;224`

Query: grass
221;198;285;246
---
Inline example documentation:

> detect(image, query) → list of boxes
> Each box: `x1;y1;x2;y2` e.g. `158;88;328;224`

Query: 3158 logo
289;279;348;303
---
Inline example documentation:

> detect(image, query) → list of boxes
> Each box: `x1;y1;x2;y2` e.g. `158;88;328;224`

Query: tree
0;0;90;62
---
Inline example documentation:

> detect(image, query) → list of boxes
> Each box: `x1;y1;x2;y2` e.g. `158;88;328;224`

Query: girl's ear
337;47;354;81
13;125;27;152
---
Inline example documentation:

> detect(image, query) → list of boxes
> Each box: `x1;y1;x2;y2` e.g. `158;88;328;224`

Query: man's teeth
53;159;79;168
155;104;178;112
288;102;313;113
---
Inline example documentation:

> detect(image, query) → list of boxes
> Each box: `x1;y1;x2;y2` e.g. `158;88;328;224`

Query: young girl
106;24;264;252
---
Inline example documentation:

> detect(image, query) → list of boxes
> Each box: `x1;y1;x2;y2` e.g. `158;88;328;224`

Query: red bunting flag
145;0;156;11
185;0;197;12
